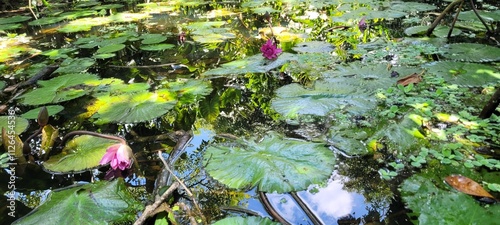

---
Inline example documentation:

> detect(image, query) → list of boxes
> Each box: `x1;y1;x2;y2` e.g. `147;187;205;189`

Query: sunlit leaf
12;179;142;225
445;174;496;199
440;43;500;62
28;16;65;26
292;41;335;53
18;73;101;106
90;89;177;124
41;125;58;156
432;26;461;38
140;44;175;51
203;132;335;193
96;43;125;54
55;57;95;74
140;33;167;44
42;135;120;174
423;61;500;86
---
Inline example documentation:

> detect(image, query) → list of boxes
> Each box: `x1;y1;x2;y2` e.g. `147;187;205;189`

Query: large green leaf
202;53;298;77
55;57;96;74
0;116;29;134
213;216;279;225
12;179;142;225
18;73;101;106
401;175;500;225
423;61;500;86
42;135;120;174
164;79;213;104
90;89;177;124
440;43;500;62
21;105;64;119
203;132;335;193
0;15;31;25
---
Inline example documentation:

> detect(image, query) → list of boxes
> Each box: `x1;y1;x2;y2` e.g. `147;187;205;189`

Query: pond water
1;0;499;225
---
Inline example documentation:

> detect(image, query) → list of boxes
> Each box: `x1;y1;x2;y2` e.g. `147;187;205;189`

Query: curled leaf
444;174;496;200
396;71;424;86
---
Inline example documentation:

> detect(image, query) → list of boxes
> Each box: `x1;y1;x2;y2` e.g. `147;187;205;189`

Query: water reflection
267;171;388;225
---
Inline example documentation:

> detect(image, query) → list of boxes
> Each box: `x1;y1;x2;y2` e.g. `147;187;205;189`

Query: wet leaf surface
445;174;496;200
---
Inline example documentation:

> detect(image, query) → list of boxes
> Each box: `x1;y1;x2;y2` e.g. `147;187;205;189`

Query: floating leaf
59;10;97;20
140;44;175;51
164;79;213;104
203;132;335;193
292;41;335;53
202;53;298;77
18;73;101;106
432;26;461;38
92;4;124;10
90;89;177;124
28;16;65;26
96;43;126;54
0;15;31;25
42;135;120;174
423;61;500;86
0;23;22;31
390;2;437;12
458;10;500;23
401;175;500;225
12;179;142;225
140;33;167;45
93;53;115;59
55;57;95;74
213;216;279;225
445;174;496;199
21;105;64;119
404;25;428;36
0;116;29;134
440;43;500;62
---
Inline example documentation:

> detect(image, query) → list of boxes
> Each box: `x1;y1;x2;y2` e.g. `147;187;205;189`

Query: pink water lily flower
99;144;133;170
260;39;282;60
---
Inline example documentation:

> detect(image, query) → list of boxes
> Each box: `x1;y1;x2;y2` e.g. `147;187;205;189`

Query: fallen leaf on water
396;71;424;86
444;174;496;200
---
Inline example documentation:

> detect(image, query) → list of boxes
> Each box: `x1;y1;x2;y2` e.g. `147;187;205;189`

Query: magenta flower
358;16;367;33
260;39;282;60
99;144;133;170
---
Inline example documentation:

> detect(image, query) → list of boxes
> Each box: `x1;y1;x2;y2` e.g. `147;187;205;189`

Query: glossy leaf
42;135;120;174
0;116;29;134
96;43;125;54
203;132;335;193
424;61;500;86
18;73;101;106
21;105;64;119
12;179;142;225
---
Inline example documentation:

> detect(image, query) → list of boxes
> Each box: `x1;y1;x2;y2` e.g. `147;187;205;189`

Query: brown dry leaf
396;72;422;86
444;174;495;199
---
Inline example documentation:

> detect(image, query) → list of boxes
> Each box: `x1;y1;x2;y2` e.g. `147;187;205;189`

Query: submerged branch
133;181;180;225
426;0;463;37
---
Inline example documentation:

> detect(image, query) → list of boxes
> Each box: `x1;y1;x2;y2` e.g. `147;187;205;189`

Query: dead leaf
444;174;496;200
396;72;423;86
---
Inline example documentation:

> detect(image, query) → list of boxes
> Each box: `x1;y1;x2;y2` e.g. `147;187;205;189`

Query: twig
158;151;206;224
447;0;464;39
28;0;38;20
426;0;463;37
258;191;291;225
133;181;180;225
290;192;323;225
469;0;493;34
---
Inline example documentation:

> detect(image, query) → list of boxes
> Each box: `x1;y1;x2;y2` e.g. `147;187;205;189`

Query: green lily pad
292;41;335;53
0;116;29;134
92;4;124;10
202;53;298;77
140;33;168;45
59;10;97;20
213;216;279;225
55;57;95;74
0;23;22;31
440;43;500;62
140;44;175;51
12;179;142;225
96;43;126;54
432;26;461;38
21;105;64;119
203;132;335;193
18;73;101;106
404;25;428;36
90;89;177;124
0;15;31;25
42;135;120;174
41;48;77;59
423;61;500;86
458;10;500;23
390;2;437;12
401;175;500;225
28;16;65;26
93;53;116;59
164;79;213;104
